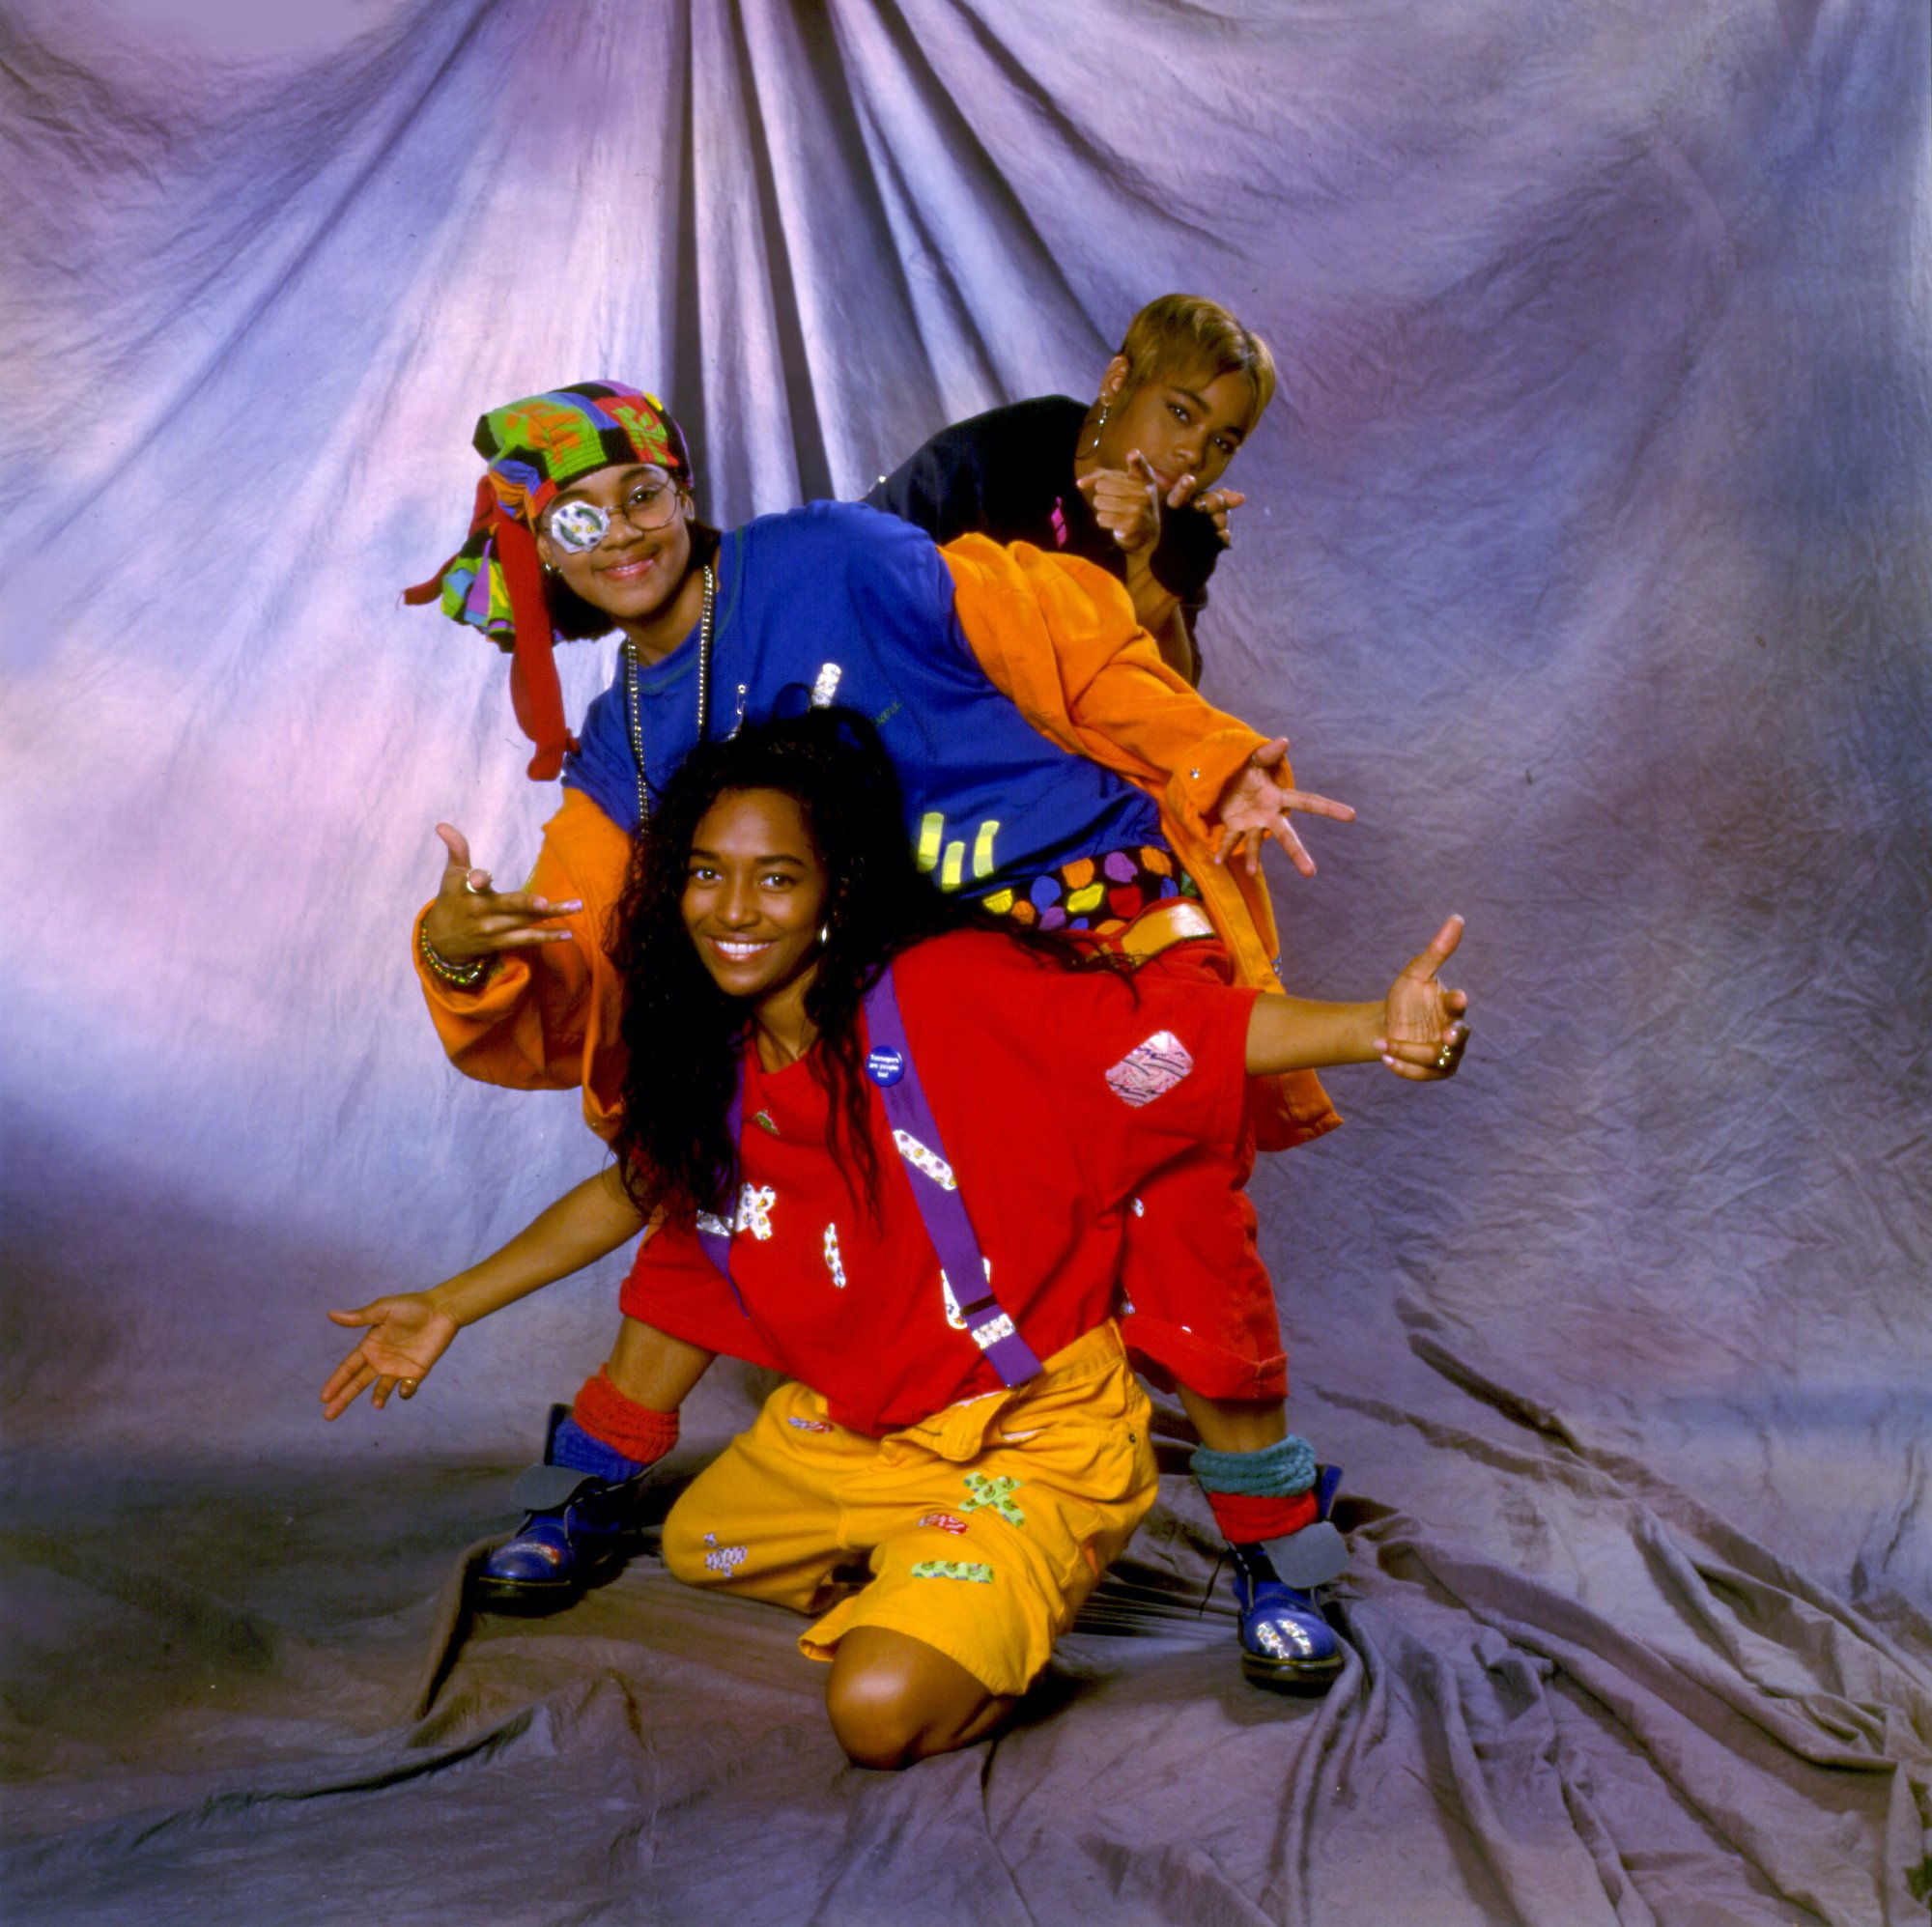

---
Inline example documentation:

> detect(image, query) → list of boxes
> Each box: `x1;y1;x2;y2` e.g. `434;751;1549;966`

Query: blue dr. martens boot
473;1404;651;1614
1231;1464;1348;1692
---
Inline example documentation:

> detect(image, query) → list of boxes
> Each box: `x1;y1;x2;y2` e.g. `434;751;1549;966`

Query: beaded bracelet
419;919;494;991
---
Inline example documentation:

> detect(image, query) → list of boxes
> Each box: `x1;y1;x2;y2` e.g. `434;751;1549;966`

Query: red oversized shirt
619;930;1258;1436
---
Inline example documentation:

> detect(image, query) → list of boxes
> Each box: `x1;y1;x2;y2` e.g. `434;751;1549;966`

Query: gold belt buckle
1121;897;1215;959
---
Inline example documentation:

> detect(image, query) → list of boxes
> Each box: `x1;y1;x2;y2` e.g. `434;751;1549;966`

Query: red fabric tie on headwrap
403;480;576;779
495;509;575;780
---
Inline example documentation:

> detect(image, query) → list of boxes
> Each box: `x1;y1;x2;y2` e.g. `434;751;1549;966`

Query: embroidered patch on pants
912;1560;993;1583
701;1531;748;1574
962;1472;1026;1527
1105;1031;1194;1107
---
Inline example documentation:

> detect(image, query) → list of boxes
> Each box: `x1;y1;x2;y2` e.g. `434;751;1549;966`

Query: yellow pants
662;1323;1157;1698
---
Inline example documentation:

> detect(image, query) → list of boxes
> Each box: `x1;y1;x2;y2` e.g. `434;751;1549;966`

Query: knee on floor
825;1659;953;1771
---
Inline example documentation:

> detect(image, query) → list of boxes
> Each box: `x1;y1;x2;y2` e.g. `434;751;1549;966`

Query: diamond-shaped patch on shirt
1104;1031;1194;1107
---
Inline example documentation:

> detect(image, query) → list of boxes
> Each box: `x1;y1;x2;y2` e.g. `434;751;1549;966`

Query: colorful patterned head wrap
405;382;694;780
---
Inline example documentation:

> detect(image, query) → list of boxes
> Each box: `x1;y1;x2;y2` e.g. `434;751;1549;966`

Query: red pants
1076;911;1286;1403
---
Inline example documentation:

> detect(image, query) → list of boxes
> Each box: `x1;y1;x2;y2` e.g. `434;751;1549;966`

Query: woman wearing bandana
402;382;1360;1689
332;710;1469;1765
865;295;1273;685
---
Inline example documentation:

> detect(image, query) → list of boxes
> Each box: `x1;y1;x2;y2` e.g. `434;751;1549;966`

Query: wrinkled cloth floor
7;1370;1927;1926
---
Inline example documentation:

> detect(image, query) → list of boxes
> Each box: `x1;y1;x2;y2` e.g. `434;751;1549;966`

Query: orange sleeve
940;535;1267;830
412;788;633;1138
941;534;1340;1150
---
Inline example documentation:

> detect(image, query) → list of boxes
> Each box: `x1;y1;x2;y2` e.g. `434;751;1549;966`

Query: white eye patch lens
547;500;611;553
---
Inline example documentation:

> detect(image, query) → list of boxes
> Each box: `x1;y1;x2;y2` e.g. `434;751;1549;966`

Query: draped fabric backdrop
2;2;1928;1921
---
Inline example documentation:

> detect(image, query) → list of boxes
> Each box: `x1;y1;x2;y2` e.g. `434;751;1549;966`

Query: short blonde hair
1116;294;1276;428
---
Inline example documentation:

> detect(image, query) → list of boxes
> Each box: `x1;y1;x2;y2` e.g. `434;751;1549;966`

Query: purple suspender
694;963;1043;1389
861;965;1044;1387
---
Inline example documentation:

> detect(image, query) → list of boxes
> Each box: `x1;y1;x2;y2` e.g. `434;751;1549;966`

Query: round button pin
866;1046;905;1086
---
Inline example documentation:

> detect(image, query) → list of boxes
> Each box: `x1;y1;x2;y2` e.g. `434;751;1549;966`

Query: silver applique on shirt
939;1258;993;1331
696;1182;778;1241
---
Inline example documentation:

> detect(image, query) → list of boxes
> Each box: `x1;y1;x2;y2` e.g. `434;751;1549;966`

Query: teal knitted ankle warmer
1190;1433;1317;1496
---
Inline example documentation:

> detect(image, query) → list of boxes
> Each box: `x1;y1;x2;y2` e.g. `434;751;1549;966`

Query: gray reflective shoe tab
510;1462;601;1512
1264;1519;1349;1590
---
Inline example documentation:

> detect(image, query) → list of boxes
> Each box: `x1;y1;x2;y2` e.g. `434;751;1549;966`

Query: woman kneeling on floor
322;708;1469;1769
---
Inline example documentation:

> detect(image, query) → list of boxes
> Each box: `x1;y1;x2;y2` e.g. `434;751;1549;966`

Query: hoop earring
1083;399;1111;458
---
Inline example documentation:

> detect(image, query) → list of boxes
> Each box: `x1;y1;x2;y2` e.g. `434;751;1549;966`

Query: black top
863;395;1223;620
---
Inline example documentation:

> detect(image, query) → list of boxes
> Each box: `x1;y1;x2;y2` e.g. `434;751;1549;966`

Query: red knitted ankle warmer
1205;1488;1319;1545
572;1369;680;1466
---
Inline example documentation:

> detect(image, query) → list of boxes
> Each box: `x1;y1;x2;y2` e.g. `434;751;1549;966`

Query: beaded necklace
624;562;715;827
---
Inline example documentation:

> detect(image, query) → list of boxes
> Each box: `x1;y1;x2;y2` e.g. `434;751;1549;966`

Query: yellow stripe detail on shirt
917;812;944;873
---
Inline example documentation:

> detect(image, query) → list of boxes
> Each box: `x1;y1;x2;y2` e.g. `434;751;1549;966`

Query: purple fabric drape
2;2;1927;1919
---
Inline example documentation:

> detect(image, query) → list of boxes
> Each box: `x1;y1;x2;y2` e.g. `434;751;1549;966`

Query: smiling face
681;787;831;1020
1093;360;1258;496
534;461;695;648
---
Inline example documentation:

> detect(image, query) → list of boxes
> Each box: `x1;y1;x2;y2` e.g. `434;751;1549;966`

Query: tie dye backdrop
2;1;1928;1920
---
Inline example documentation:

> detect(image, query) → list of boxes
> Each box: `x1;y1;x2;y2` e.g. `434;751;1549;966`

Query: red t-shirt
619;930;1258;1437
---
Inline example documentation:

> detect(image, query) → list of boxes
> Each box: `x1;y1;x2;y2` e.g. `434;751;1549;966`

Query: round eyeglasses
544;475;681;553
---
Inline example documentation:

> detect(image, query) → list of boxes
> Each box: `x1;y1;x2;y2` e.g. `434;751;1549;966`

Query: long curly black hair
607;707;1080;1228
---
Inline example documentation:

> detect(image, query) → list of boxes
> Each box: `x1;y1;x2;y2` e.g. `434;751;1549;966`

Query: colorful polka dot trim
983;845;1197;935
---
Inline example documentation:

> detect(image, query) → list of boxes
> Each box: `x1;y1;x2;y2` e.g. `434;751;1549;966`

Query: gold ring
464;876;489;896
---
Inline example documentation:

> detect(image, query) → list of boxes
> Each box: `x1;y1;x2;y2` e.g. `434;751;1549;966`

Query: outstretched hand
1076;450;1162;553
420;824;582;966
1375;916;1470;1081
1211;739;1358;878
321;1294;460;1420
